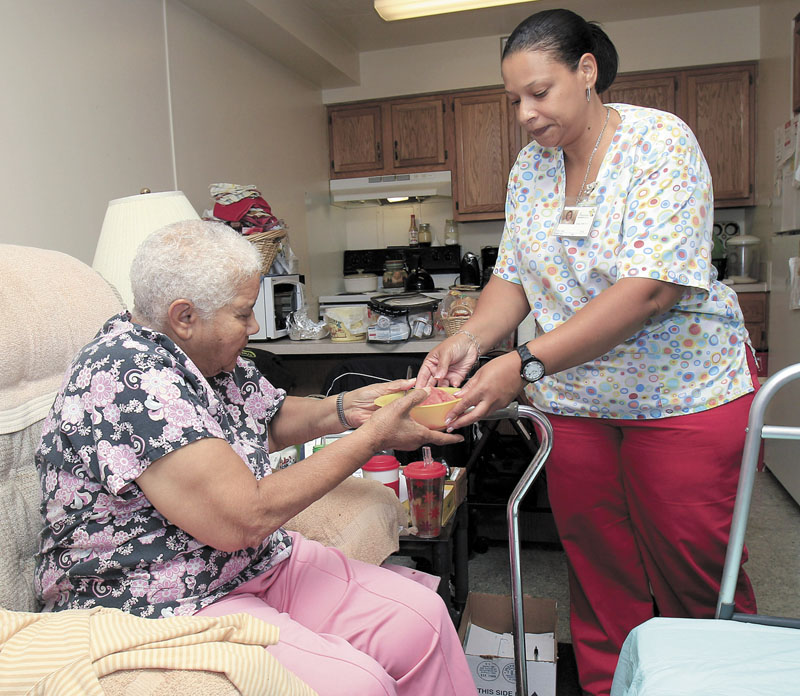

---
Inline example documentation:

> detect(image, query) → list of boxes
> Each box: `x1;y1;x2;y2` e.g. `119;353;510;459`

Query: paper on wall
794;116;800;185
790;257;800;311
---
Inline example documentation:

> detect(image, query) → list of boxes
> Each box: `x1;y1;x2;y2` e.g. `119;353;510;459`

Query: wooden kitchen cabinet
452;88;513;220
389;97;447;169
603;61;756;208
328;95;448;178
603;72;681;115
737;291;769;351
328;103;383;175
685;64;755;206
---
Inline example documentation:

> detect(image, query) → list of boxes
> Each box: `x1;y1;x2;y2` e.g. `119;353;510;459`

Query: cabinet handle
377;141;381;161
394;140;398;161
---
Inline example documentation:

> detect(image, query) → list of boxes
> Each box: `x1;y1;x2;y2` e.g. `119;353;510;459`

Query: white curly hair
130;219;261;330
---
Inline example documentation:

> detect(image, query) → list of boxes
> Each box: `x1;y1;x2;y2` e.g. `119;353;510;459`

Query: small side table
392;500;469;623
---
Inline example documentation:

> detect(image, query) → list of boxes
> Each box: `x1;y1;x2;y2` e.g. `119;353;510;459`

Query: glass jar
382;259;408;289
418;222;432;247
444;219;459;246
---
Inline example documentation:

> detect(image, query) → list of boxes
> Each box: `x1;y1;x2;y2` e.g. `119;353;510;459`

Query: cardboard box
442;465;466;525
458;592;557;696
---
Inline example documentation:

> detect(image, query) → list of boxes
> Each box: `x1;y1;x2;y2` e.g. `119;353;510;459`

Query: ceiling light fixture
374;0;533;21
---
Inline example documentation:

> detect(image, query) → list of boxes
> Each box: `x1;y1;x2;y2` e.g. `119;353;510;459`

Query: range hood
330;170;452;208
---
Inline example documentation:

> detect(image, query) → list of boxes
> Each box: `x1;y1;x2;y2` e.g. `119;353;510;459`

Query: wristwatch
515;344;546;383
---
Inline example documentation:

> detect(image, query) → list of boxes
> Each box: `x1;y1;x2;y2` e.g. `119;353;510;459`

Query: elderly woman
34;220;477;696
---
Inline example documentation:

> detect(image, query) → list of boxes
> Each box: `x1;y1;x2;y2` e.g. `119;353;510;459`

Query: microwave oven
252;274;304;340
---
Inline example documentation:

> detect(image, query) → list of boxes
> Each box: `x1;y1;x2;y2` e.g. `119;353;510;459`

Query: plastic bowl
373;386;461;430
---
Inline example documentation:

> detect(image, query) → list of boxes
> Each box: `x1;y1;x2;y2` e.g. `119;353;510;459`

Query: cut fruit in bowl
374;386;461;430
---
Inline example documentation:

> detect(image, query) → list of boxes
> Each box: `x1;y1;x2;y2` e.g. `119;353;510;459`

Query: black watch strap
515;344;546;383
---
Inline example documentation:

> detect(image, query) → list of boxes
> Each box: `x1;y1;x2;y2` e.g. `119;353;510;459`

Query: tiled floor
467;468;800;645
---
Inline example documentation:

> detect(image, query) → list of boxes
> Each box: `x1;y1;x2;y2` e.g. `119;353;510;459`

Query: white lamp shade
92;191;200;309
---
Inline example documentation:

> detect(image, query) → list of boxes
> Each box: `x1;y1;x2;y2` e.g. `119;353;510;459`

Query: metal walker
482;403;554;696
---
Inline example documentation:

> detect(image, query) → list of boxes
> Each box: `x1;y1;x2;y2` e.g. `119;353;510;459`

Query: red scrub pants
545;381;759;695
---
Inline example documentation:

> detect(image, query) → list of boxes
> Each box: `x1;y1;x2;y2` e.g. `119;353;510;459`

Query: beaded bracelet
455;329;482;357
336;391;353;430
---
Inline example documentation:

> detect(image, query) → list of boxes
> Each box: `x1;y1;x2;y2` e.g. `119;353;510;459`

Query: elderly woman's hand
342;378;415;428
363;388;464;451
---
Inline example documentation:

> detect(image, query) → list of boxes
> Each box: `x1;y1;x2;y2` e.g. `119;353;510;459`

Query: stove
343;245;461;276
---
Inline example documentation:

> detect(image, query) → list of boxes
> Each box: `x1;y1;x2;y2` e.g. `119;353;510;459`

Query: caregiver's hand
414;332;479;389
442;351;525;430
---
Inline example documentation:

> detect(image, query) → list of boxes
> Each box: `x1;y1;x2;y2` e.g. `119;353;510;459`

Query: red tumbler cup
362;455;400;496
404;459;446;538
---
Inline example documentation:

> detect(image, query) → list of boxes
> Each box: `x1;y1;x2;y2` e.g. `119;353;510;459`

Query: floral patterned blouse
34;313;291;618
494;104;754;419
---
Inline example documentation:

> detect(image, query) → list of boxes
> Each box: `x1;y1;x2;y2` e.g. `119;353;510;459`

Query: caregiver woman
416;9;759;696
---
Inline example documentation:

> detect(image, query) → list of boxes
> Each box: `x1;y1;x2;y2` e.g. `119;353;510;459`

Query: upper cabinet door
602;73;681;114
453;89;510;220
685;64;755;207
390;97;447;169
328;104;383;176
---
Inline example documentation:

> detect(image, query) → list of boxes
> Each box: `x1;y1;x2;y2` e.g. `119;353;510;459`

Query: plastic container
362;454;401;496
405;459;447;538
324;306;368;342
726;234;760;284
373;386;461;429
366;292;439;342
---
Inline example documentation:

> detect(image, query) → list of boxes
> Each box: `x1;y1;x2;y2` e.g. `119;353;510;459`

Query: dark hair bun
503;9;618;92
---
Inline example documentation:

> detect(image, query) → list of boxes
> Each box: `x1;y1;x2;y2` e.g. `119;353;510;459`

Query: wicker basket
442;315;468;337
247;228;286;274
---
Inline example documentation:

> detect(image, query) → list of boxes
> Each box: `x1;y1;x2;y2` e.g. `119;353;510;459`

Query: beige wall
0;0;329;287
0;0;174;264
754;1;797;247
166;1;329;284
323;7;760;104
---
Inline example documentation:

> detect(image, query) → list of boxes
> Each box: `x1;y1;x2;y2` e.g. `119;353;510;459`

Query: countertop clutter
252;336;441;355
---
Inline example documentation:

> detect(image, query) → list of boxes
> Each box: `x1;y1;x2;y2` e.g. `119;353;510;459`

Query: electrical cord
324;371;391;397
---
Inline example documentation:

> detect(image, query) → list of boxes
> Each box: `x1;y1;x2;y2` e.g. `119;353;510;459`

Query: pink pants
545;366;759;695
197;532;477;696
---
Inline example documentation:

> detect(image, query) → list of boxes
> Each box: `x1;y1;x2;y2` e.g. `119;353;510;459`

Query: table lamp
92;189;200;309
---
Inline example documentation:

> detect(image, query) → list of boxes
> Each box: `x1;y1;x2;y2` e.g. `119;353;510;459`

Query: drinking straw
422;446;433;469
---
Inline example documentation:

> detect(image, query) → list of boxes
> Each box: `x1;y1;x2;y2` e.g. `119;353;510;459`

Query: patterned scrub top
494;104;754;419
34;313;292;618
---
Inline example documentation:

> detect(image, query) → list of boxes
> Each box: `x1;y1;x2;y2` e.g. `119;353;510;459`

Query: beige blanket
286;476;406;566
0;607;316;696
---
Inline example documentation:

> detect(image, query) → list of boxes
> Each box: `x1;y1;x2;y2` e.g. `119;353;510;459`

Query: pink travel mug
362;455;400;496
404;459;446;538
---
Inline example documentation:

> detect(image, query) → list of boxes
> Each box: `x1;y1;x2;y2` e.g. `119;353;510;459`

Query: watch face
522;359;545;382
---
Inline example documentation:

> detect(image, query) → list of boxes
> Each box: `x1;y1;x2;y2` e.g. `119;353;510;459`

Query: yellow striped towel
0;607;317;696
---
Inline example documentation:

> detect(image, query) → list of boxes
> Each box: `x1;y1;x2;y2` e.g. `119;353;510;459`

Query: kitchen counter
248;336;440;355
246;336;442;395
722;281;769;293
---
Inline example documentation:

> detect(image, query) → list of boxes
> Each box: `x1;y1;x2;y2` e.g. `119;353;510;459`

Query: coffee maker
480;246;499;287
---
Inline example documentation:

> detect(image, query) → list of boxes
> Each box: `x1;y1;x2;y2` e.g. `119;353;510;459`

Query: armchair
0;244;404;694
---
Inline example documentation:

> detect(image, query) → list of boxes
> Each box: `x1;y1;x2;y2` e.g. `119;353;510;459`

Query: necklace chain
577;106;610;202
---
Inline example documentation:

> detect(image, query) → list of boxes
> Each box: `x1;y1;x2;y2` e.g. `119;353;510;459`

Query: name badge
557;206;596;237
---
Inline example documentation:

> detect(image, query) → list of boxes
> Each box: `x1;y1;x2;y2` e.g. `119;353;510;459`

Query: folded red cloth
213;196;272;222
